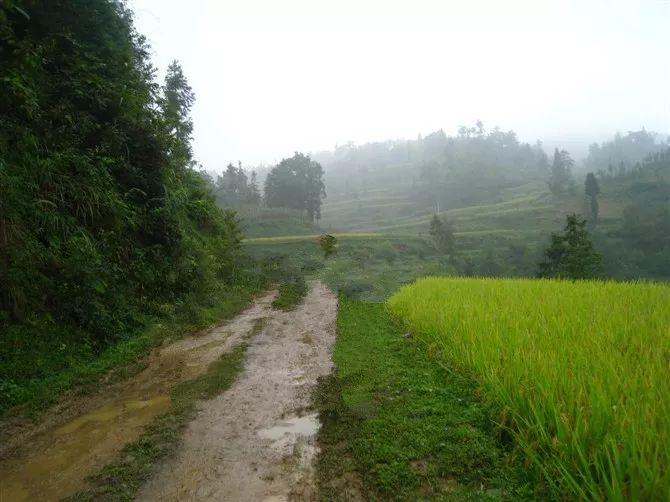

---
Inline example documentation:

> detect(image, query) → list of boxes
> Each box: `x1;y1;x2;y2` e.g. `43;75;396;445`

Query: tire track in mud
137;280;337;502
0;290;278;502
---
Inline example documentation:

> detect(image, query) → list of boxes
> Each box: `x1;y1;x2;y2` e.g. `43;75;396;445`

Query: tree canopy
547;149;575;195
585;130;669;174
538;214;602;279
264;153;326;222
428;214;455;255
0;0;242;377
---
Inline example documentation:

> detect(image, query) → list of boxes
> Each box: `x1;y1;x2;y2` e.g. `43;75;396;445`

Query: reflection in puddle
258;414;319;441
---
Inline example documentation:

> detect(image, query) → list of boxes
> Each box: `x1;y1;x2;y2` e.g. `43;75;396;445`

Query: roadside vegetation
1;282;264;416
0;1;270;415
387;277;670;500
272;276;308;311
316;297;532;500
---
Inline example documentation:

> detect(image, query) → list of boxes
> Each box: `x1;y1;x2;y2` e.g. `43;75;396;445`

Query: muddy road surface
138;281;337;501
0;281;337;502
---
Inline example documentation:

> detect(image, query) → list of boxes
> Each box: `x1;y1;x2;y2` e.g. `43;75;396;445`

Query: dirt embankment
0;281;337;502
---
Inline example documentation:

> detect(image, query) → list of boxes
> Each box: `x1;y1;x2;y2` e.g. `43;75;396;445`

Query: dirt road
138;280;337;501
0;281;337;502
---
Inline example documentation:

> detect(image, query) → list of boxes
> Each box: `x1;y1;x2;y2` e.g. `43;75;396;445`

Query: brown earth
0;289;279;502
137;280;337;501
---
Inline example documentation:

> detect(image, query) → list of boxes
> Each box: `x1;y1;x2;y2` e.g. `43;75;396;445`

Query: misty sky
130;0;669;169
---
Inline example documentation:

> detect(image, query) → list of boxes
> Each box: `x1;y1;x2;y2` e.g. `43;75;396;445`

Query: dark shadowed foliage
0;0;248;412
538;214;602;279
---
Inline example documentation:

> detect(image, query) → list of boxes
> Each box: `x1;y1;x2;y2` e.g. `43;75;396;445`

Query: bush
272;276;308;311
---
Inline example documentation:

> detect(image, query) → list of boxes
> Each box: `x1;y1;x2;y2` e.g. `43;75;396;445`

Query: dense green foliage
0;0;251;412
388;277;670;500
316;297;530;500
538;214;602;279
214;162;261;208
264;152;326;222
318;233;337;258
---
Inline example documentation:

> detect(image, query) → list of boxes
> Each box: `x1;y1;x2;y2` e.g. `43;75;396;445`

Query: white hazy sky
130;0;669;169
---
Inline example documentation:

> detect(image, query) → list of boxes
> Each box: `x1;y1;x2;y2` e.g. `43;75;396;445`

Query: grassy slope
316;297;532;500
318;178;627;249
237;206;320;238
0;284;263;416
245;235;449;302
244;182;613;303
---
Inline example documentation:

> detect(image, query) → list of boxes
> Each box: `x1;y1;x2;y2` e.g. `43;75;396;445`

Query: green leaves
264;153;326;223
538;214;602;279
0;0;246;412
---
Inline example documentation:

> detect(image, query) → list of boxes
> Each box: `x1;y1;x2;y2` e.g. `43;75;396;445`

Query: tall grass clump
387;277;670;500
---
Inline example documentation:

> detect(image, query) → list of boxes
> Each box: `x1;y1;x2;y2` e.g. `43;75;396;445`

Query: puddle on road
258;414;320;441
0;396;170;502
0;319;253;501
0;305;272;502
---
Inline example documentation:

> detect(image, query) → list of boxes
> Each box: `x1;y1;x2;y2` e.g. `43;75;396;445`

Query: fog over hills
131;0;669;168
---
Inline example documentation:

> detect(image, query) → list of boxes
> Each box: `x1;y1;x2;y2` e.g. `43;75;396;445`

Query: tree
216;162;249;207
584;172;600;222
319;234;337;258
305;160;326;221
548;148;574;195
428;214;455;255
538;214;602;279
246;170;261;206
0;0;242;374
584;129;667;173
162;60;195;162
264;153;326;222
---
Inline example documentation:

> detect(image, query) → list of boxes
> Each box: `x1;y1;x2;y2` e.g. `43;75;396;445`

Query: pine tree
584;173;600;222
538;214;602;279
246;171;261;206
548;148;574;195
162;60;195;162
428;214;455;255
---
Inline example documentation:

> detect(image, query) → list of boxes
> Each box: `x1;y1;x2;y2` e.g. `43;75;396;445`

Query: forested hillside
0;0;256;412
314;124;550;209
309;126;669;280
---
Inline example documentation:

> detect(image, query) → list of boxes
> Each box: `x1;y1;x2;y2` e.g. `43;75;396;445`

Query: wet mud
137;280;337;502
0;290;278;502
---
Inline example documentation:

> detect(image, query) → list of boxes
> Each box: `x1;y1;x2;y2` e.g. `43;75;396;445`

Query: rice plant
387;277;670;500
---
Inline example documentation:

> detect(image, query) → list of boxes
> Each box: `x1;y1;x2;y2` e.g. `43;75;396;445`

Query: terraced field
388;277;670;500
317;178;631;261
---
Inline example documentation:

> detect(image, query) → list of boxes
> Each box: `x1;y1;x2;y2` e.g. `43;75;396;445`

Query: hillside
311;133;669;280
0;0;262;414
